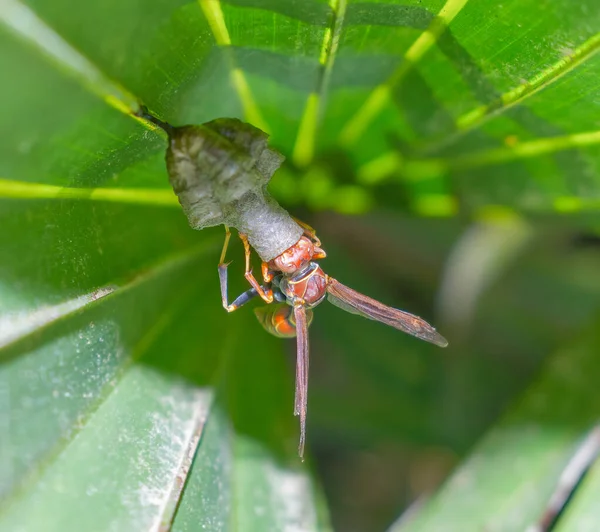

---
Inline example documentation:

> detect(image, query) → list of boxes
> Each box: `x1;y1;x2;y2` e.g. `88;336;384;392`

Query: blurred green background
1;0;600;530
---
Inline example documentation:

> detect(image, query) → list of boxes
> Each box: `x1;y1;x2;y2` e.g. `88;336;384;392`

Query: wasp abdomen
254;304;314;338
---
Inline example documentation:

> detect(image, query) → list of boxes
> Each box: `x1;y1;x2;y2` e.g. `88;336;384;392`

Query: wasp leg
218;225;245;312
239;233;274;304
218;227;274;309
262;261;275;284
292;216;321;247
292;217;326;259
219;225;232;265
218;263;260;312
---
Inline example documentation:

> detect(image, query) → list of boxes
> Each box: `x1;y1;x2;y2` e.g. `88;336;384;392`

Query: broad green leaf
1;0;600;529
2;0;598;213
1;246;212;495
1;243;328;529
2;364;213;531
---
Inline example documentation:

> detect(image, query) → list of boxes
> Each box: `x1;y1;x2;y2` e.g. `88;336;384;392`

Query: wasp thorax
279;264;328;308
269;236;315;274
300;266;327;306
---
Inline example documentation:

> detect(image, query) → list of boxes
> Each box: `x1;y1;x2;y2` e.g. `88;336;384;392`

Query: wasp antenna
135;104;175;137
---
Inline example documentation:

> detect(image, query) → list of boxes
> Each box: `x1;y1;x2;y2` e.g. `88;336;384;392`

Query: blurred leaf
308;213;600;530
390;319;600;532
555;450;600;532
309;213;600;447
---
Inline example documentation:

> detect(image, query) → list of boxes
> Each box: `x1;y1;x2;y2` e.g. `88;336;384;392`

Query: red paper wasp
134;105;448;459
218;221;448;459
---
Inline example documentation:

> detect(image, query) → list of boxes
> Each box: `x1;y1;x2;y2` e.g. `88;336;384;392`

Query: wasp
135;106;448;459
218;222;448;459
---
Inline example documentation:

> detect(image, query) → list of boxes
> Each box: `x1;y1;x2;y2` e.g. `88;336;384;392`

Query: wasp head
268;236;325;274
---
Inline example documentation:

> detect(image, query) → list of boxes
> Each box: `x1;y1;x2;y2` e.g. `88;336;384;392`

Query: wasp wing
293;303;310;459
326;278;448;347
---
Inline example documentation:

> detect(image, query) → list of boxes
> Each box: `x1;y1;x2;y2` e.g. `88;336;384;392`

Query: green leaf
2;0;600;529
2;244;328;529
1;243;208;498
